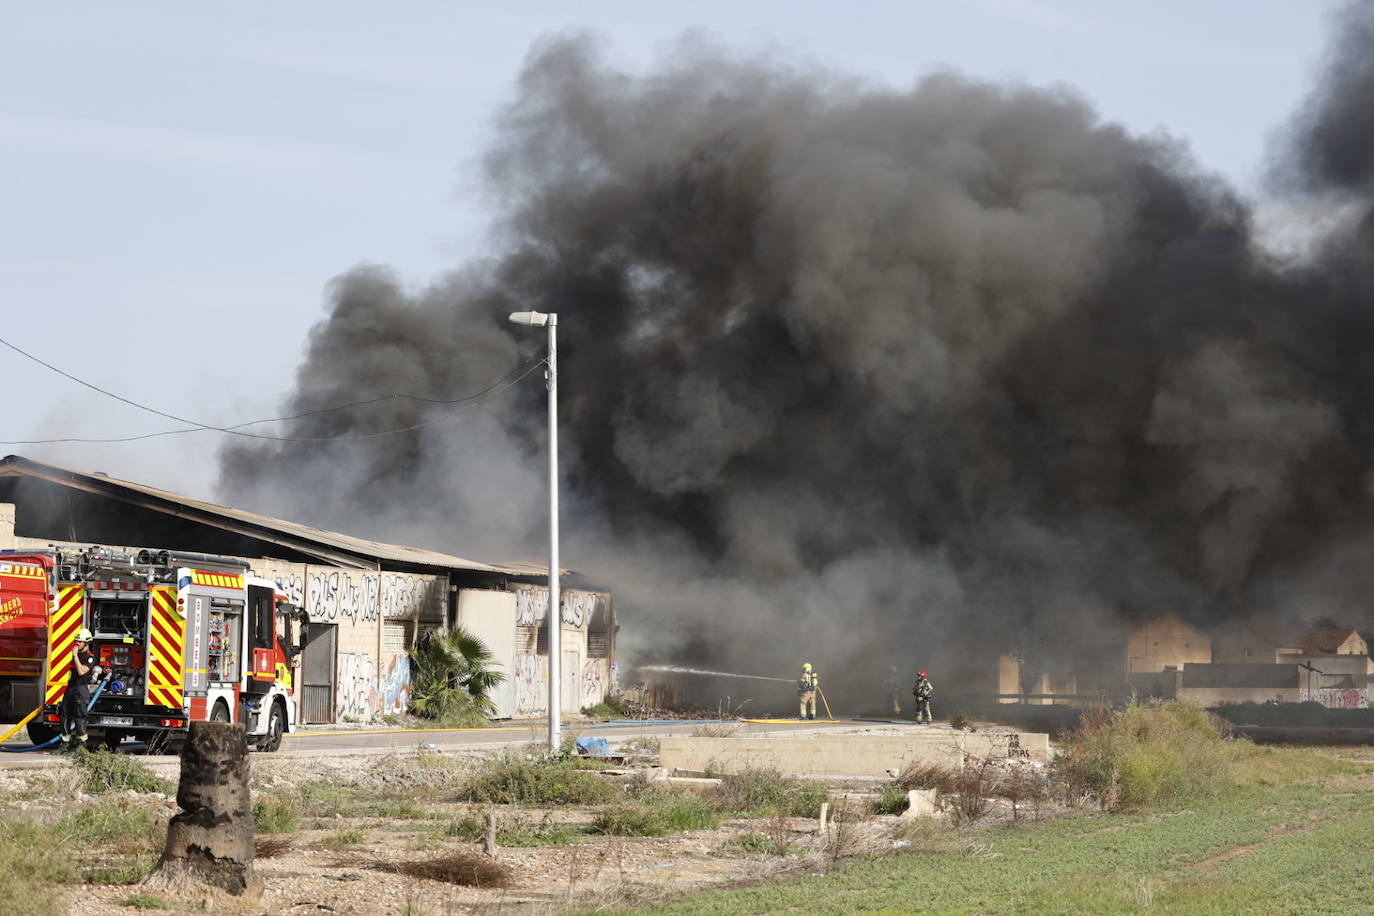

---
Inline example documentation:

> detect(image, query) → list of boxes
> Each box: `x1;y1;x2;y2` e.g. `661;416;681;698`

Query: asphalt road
0;716;873;768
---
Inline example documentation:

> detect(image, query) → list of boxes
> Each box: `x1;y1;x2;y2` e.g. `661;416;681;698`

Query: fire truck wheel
210;701;231;723
26;721;59;746
258;702;285;753
100;731;124;751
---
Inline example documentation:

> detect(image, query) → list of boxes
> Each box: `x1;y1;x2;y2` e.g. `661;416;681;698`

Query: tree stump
143;721;261;898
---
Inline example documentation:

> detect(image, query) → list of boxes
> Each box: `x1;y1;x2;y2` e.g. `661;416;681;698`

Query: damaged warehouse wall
251;559;448;722
1;479;627;725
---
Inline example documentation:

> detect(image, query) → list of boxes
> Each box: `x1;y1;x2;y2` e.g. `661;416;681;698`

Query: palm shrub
410;626;506;725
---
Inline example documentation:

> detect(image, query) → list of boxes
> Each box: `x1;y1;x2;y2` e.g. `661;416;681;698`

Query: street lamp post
508;310;560;751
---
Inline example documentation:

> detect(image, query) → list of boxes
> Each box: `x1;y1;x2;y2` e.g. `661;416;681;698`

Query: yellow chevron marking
145;586;184;709
0;564;46;578
45;584;85;705
191;571;243;589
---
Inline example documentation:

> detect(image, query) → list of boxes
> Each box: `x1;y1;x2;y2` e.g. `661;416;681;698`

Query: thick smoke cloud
219;8;1374;709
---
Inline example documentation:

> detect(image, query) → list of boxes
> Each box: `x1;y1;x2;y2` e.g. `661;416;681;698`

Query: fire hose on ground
0;675;111;753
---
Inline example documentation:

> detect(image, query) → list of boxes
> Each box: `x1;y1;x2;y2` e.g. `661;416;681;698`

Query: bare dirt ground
43;724;1029;916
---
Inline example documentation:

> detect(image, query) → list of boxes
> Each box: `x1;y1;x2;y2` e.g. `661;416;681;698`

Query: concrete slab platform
660;728;1048;777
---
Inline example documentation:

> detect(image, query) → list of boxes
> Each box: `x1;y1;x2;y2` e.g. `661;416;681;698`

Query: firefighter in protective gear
798;662;819;720
913;670;934;724
61;627;100;752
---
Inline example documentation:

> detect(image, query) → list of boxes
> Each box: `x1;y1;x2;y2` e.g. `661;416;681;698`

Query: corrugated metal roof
0;454;547;576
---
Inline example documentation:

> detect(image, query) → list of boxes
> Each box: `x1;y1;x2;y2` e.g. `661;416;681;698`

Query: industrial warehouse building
0;455;615;723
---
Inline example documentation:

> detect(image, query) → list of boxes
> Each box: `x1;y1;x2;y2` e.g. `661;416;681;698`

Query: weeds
463;751;618;805
59;797;164;853
253;798;301;833
691;721;741;737
824;800;871;862
116;893;170;910
714;768;829;818
762;813;794;855
594;793;720;836
0;819;75;915
81;854;156;884
320;827;368;848
1054;699;1238;809
71;750;171;795
872;783;910;815
442;811;592;846
947;710;975;731
581;694;628;719
718;832;773;856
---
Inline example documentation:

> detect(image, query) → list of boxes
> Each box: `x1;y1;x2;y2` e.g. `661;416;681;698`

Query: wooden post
819;802;830;831
483;810;498;857
144;721;261;898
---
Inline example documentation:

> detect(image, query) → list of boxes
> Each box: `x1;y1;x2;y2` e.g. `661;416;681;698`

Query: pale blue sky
0;1;1341;497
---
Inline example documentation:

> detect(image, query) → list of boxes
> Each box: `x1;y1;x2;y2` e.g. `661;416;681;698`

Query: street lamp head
508;310;553;327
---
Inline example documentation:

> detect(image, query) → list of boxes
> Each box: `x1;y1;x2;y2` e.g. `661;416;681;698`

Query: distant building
1276;628;1369;658
1125;613;1211;674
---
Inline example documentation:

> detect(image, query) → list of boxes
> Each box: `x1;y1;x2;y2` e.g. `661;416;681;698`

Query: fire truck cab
35;547;307;752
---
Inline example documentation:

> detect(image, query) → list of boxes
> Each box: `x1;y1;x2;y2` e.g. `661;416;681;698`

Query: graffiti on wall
1302;687;1368;709
513;653;543;716
276;571;305;605
337;652;379;722
514;587;602;627
514;589;546;626
381;654;411;716
580;659;606;709
295;570;438;626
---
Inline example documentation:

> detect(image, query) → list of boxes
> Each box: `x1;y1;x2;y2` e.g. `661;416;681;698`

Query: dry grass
254;835;293;859
896;762;961;794
691;721;742;738
382;852;514;888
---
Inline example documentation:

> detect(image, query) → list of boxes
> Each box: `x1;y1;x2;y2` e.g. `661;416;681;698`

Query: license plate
100;716;133;727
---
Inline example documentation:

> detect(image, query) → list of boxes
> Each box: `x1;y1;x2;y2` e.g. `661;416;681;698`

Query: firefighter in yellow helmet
798;662;819;720
61;627;100;753
887;665;903;716
913;670;934;724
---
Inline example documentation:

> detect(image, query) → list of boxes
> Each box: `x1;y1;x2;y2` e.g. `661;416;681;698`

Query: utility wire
0;333;542;445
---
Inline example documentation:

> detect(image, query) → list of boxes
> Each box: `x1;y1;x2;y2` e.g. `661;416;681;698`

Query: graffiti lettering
513;653;543;716
275;572;305;606
579;659;606;709
1302;687;1368;709
337;652;379;721
513;587;601;628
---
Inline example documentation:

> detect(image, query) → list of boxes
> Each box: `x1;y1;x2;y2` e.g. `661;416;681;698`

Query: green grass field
604;746;1374;915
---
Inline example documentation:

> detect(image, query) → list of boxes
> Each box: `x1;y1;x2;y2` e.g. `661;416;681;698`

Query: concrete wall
660;731;1049;777
510;585;614;718
455;589;518;718
1126;614;1211;674
1180;687;1302;706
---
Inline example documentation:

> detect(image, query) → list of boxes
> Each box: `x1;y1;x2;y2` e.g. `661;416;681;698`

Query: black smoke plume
219;7;1374;710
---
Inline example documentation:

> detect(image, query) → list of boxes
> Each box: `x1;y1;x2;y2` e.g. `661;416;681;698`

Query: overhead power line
0;333;542;445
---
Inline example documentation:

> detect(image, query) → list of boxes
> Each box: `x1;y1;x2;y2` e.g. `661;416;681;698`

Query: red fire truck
0;553;53;723
20;547;307;751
